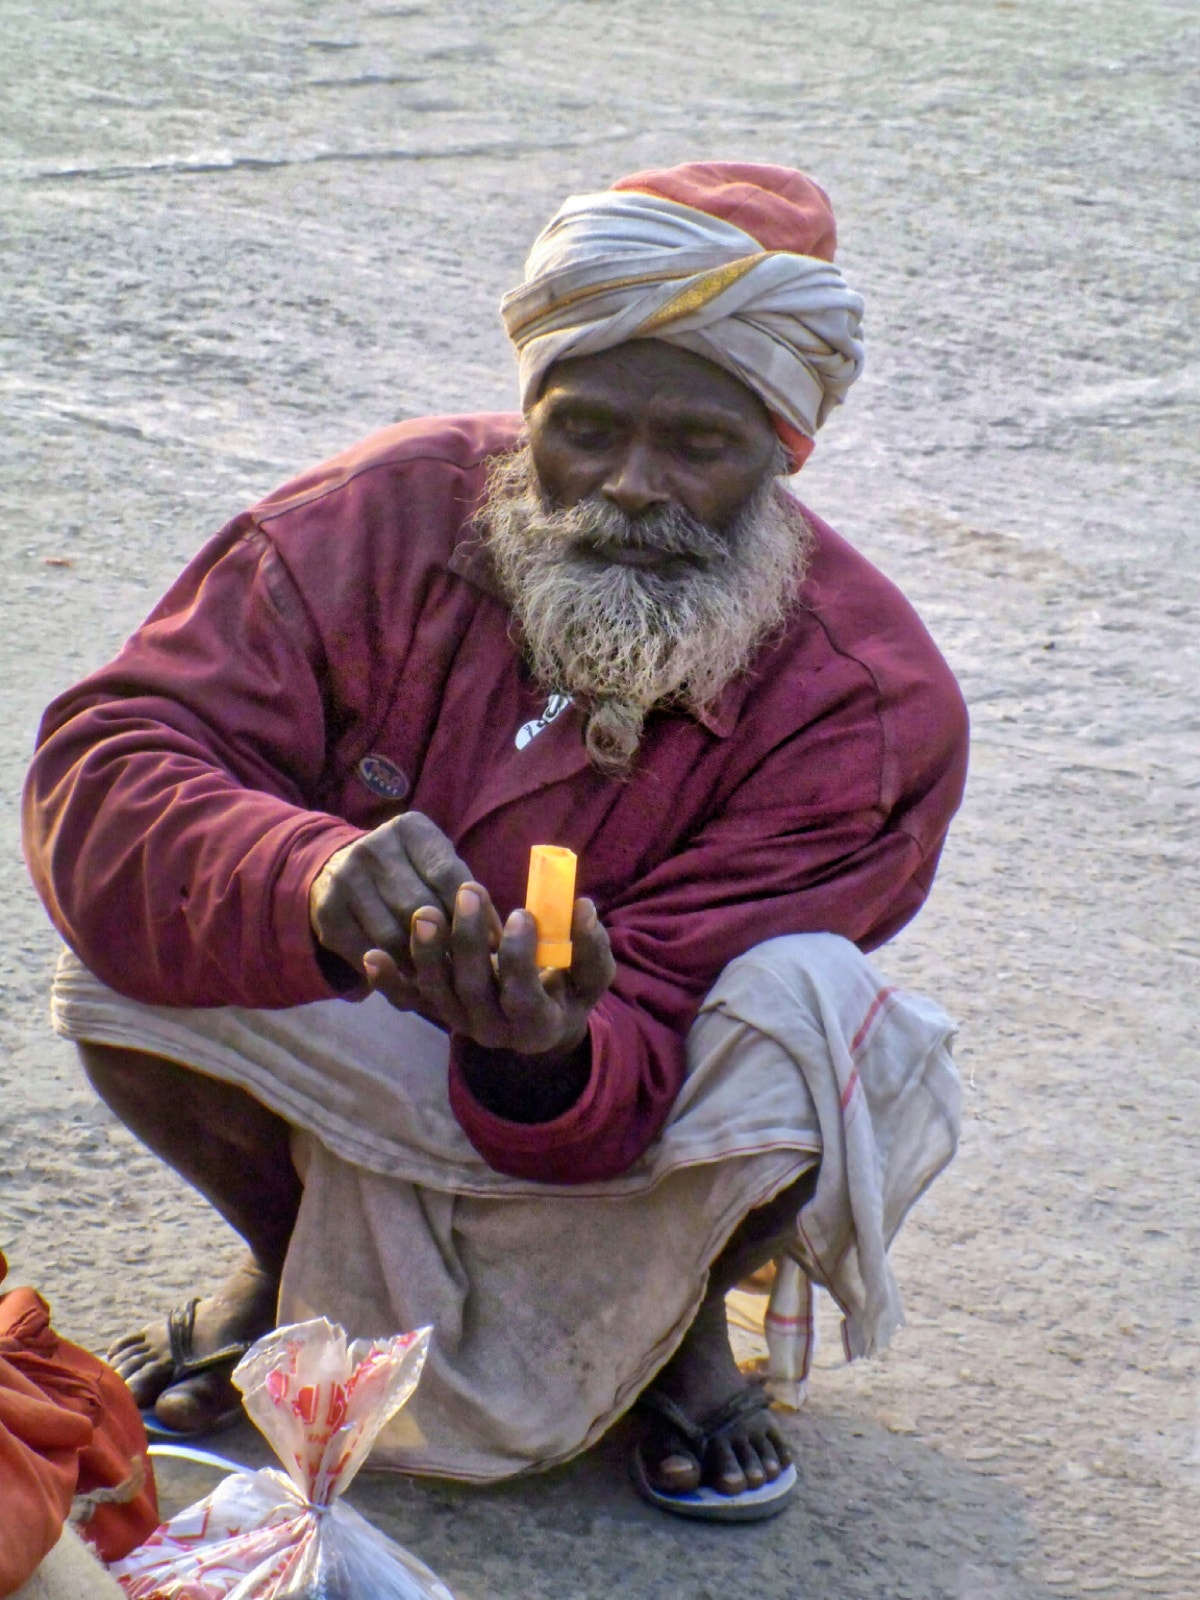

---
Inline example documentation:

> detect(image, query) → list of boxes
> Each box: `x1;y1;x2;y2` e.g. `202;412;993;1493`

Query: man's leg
638;1165;817;1497
79;1042;301;1432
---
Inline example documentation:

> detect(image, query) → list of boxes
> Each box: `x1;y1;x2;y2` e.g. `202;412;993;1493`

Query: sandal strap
635;1382;772;1454
165;1300;199;1370
633;1387;707;1452
165;1300;252;1380
696;1385;772;1446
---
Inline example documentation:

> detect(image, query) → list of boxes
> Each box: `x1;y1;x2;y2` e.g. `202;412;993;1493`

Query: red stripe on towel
850;987;897;1055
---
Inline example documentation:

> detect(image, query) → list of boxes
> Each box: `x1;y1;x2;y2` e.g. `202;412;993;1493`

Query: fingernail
505;909;529;935
457;887;481;916
412;917;438;944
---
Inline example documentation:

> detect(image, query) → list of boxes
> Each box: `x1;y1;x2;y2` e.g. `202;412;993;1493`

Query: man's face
526;339;780;536
484;347;810;775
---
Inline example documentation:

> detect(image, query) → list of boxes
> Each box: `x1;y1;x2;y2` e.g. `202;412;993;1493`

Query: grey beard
480;443;814;776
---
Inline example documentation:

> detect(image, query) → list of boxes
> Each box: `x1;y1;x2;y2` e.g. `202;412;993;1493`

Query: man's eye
560;418;613;449
563;428;614;454
676;435;729;462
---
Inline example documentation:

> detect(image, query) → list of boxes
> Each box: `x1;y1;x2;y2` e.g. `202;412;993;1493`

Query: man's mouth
578;542;701;572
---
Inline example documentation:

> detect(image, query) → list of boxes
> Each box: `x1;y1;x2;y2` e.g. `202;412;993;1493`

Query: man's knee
78;1039;160;1093
78;1040;213;1130
710;931;863;998
694;930;878;1054
76;1041;288;1155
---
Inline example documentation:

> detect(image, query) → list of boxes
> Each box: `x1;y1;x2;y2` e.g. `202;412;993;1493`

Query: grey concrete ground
2;2;1198;1596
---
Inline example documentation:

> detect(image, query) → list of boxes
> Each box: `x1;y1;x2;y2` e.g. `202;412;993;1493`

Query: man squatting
24;162;968;1521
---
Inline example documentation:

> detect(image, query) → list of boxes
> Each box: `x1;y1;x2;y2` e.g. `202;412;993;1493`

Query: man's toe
736;1438;768;1489
765;1418;793;1467
650;1448;702;1493
756;1437;782;1480
106;1331;153;1366
708;1437;748;1496
115;1350;173;1403
154;1369;238;1434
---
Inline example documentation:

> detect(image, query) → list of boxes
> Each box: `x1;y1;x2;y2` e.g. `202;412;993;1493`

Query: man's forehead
537;340;768;425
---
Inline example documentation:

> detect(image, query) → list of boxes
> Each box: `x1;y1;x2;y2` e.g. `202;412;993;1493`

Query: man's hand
309;812;615;1057
309;812;483;977
364;883;615;1061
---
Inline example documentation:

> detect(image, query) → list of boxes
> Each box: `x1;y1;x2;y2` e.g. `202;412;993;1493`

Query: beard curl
480;442;813;777
580;698;645;776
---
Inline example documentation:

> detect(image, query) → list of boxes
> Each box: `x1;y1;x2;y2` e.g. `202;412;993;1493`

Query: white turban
501;184;865;454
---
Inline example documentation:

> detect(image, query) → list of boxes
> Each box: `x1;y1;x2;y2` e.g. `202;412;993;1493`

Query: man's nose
600;444;671;516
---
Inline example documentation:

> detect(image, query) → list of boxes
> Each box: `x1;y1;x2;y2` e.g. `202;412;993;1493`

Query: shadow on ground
154;1401;1049;1600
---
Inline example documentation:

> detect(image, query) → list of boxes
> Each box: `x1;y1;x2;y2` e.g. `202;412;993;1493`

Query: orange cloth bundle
0;1251;158;1596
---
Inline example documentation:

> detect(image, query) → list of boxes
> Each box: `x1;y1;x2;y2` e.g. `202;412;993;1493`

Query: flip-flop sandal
138;1299;251;1442
631;1386;799;1523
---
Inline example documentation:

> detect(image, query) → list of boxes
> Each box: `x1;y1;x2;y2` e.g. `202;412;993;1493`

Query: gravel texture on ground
1;3;1197;1597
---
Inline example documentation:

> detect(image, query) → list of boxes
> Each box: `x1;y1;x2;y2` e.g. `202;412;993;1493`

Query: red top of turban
611;161;838;263
608;162;840;469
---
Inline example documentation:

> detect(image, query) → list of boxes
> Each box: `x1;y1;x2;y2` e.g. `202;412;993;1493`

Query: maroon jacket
23;415;968;1183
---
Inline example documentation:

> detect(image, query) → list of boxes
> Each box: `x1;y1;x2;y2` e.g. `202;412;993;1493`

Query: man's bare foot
107;1253;278;1434
638;1296;792;1496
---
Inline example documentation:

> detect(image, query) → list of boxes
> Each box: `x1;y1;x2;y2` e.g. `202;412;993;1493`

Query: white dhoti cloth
50;933;959;1482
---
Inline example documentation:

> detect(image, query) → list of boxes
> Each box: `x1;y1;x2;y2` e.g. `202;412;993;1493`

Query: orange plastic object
525;845;577;968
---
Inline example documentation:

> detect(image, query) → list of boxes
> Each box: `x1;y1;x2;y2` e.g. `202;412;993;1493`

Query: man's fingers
363;948;400;987
371;883;610;1056
311;818;452;960
448;885;509;1031
483;895;505;952
323;813;474;938
409;905;449;971
362;949;421;1009
495;908;554;1026
314;896;389;972
392;812;476;917
567;899;615;1005
342;878;410;959
410;905;471;1033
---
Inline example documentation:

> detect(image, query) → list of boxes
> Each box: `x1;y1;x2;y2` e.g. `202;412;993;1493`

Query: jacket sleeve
449;669;968;1183
22;517;364;1008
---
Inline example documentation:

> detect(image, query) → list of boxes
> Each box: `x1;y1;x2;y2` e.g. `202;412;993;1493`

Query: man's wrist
455;1031;592;1124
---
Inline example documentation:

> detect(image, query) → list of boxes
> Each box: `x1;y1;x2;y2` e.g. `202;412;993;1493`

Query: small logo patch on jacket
515;695;573;750
356;753;410;800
